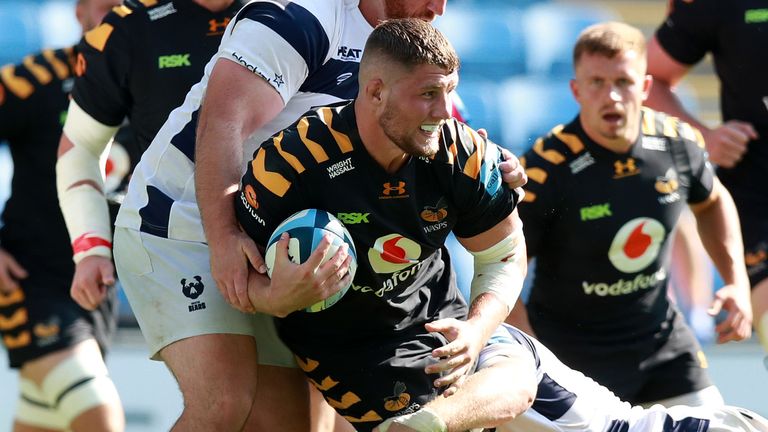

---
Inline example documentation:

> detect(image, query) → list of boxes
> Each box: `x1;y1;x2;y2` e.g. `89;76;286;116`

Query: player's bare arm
195;58;284;314
376;344;536;432
426;210;526;392
689;178;753;343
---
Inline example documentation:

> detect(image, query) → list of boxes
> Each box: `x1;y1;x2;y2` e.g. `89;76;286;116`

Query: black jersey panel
678;138;714;204
71;10;133;127
655;0;718;66
0;48;76;267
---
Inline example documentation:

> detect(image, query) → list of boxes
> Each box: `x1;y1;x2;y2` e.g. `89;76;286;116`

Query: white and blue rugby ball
264;209;357;312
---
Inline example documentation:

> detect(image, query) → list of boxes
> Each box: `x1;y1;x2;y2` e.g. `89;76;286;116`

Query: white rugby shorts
113;227;295;367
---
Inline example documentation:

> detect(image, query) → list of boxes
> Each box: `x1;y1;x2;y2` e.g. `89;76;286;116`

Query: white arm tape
377;407;447;432
62;100;120;155
57;101;119;262
469;226;526;314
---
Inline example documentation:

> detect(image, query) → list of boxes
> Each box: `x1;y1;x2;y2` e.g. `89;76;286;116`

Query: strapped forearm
468;224;527;314
377;407;447;432
56;100;119;262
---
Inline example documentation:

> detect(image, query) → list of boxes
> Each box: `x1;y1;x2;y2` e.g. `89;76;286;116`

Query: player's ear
569;78;580;101
641;74;653;101
365;78;384;105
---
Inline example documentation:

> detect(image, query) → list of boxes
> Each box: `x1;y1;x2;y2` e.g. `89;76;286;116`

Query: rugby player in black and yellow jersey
236;19;525;432
648;0;768;355
0;1;127;430
508;22;752;407
56;0;245;311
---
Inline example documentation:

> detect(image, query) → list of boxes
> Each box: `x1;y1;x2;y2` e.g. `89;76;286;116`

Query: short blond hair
573;21;646;67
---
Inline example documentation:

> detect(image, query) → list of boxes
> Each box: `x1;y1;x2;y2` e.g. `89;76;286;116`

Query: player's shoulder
521;121;589;172
263;103;356;172
667;0;717;13
640;107;705;150
236;0;345;29
0;47;76;105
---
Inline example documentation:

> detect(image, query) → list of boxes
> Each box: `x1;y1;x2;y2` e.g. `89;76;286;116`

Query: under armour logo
181;276;205;299
208;18;230;34
382;181;406;196
614;158;639;178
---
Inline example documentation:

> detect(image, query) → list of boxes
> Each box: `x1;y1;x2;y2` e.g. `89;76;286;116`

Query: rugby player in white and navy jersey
112;1;526;430
376;324;768;432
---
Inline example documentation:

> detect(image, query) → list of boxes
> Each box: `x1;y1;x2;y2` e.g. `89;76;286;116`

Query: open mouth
602;113;623;124
420;123;442;138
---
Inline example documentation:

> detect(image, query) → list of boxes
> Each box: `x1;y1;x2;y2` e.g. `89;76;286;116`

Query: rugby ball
264;209;357;312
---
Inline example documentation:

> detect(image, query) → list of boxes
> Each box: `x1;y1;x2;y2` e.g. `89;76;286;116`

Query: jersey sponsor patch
608;217;666;273
367;234;421;274
582;268;666;297
326;157;355;178
569;151;595;174
148;2;176;20
158;54;191;69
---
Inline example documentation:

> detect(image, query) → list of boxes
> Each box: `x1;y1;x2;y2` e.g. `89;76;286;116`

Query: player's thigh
245;365;311;431
161;333;259;405
113;227;263;360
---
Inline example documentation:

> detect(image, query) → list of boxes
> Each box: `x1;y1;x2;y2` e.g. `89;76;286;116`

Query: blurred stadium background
0;0;764;430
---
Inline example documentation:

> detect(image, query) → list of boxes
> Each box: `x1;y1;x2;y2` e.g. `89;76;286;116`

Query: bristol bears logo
181;276;204;299
367;234;421;273
608;218;666;273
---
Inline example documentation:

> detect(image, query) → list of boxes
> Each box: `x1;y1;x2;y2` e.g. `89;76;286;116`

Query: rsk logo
608;218;666;273
368;234;421;273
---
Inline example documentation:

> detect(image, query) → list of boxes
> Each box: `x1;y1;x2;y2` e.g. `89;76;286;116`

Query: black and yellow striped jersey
236;100;518;349
0;47;78;271
71;0;246;151
656;0;768;201
520;108;714;342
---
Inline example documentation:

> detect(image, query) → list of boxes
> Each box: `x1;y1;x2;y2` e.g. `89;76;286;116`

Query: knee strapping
16;350;121;430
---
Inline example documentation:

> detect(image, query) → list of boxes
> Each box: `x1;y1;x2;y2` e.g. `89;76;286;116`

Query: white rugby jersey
115;0;371;241
483;325;753;432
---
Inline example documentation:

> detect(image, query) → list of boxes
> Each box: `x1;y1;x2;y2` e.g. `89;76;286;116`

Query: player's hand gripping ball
264;209;357;312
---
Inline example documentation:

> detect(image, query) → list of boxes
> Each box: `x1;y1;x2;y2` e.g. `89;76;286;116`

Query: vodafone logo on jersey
368;234;422;274
608;217;666;273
